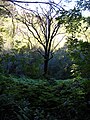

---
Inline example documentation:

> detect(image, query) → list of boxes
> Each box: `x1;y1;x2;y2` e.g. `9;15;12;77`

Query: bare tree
16;1;66;77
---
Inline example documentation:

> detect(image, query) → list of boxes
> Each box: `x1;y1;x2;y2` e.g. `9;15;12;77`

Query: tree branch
21;18;46;49
10;0;53;4
51;35;66;52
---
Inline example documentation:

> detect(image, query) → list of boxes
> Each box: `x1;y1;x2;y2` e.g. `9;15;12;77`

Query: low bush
0;74;90;120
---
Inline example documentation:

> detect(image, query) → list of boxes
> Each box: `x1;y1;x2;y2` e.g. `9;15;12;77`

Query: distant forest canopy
0;0;90;79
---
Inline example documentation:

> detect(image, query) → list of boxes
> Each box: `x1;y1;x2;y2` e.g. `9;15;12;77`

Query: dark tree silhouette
17;1;66;77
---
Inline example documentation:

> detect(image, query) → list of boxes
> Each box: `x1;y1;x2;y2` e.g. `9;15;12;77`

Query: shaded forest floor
0;74;90;120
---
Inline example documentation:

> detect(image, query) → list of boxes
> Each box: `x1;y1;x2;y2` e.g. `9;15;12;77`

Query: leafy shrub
48;47;72;79
0;75;90;120
0;47;43;78
66;38;90;78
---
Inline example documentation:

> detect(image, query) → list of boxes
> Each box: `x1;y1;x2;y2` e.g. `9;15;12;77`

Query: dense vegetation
0;0;90;120
0;74;90;120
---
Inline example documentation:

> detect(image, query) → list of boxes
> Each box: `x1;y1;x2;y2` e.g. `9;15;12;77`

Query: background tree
0;0;17;49
77;0;90;11
48;46;72;79
66;36;90;78
56;0;90;78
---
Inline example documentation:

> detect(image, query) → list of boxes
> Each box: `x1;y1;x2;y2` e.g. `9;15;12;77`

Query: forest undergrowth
0;74;90;120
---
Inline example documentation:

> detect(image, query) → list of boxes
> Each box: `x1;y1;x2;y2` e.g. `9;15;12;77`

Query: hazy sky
15;0;77;14
15;0;89;17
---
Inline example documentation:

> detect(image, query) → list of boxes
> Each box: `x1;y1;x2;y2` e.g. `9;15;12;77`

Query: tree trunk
44;58;49;77
43;47;49;77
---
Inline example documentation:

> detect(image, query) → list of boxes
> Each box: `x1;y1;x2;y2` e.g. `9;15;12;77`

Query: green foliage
0;7;9;17
48;47;72;79
0;74;90;120
0;45;73;79
0;47;43;78
66;36;90;78
56;7;82;33
77;0;90;10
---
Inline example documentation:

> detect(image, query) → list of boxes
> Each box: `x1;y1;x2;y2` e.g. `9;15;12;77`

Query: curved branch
8;0;65;13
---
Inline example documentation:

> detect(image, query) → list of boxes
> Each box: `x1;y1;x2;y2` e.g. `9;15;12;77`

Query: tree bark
44;58;49;77
43;47;49;77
